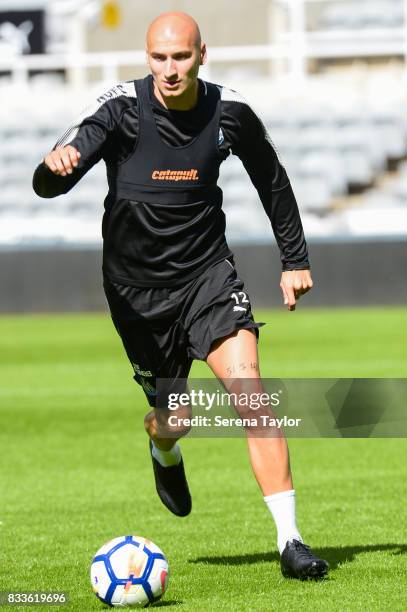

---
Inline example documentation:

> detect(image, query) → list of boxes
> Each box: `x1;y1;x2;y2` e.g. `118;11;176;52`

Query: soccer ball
90;535;169;607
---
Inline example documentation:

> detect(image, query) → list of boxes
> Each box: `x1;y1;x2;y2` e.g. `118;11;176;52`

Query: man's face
146;33;206;102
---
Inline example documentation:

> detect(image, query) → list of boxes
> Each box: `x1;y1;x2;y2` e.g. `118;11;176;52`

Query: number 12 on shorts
231;291;249;312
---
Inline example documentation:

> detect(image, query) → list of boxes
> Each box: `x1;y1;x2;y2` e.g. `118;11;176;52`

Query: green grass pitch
1;307;407;611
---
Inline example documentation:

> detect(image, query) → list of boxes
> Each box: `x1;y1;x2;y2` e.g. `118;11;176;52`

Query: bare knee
144;406;192;440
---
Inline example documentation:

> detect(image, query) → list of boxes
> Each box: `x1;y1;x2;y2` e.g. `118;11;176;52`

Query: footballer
33;12;329;580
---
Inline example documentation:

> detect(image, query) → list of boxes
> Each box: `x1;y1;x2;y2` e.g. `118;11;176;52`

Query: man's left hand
280;270;313;311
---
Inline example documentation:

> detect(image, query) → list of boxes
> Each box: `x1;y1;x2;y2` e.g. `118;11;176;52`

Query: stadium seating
1;71;407;246
316;0;404;30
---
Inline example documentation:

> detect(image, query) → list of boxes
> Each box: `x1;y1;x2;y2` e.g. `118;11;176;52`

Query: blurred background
0;0;406;311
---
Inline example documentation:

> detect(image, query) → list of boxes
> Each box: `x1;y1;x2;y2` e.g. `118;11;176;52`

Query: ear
145;48;150;69
200;42;207;66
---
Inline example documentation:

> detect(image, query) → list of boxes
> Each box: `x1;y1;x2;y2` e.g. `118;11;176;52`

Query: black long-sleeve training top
33;75;309;287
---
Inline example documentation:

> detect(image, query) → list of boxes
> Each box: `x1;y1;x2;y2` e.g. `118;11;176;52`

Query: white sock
151;441;182;467
264;489;303;555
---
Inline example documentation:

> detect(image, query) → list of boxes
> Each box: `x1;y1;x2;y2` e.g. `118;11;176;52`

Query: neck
153;80;199;111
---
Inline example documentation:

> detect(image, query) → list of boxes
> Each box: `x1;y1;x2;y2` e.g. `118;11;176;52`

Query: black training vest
108;76;223;205
102;76;233;287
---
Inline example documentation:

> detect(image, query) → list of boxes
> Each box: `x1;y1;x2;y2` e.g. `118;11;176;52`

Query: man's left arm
229;100;312;311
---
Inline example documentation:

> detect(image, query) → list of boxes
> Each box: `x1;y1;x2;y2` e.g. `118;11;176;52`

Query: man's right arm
32;81;138;198
33;147;96;198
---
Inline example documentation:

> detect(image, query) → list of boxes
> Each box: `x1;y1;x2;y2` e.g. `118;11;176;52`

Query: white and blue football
90;535;169;608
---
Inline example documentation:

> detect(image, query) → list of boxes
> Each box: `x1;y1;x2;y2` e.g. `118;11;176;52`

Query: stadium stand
315;0;404;30
1;0;407;247
0;1;406;312
1;75;407;245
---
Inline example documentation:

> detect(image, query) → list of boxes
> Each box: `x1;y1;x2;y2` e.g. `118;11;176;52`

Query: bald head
145;11;206;110
146;12;201;51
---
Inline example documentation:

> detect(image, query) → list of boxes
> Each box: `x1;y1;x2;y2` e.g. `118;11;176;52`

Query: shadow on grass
151;601;184;607
189;544;407;570
101;600;183;609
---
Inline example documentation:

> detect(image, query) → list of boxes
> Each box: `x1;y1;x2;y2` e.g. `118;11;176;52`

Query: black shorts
103;257;263;407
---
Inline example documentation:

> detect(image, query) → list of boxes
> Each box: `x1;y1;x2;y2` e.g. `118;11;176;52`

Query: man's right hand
43;145;81;176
